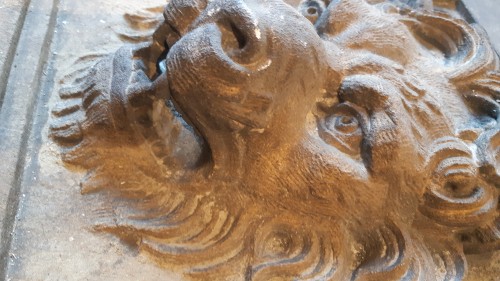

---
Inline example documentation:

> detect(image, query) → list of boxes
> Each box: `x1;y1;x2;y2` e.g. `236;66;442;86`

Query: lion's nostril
230;22;247;50
197;0;266;66
219;19;255;61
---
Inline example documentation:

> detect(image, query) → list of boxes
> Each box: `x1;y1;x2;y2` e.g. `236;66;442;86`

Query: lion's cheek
253;133;393;221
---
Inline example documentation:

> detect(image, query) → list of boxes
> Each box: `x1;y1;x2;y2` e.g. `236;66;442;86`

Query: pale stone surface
0;0;28;76
0;0;29;261
0;0;54;271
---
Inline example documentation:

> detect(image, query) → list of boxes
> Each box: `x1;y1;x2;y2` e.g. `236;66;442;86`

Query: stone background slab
0;0;56;274
0;0;29;94
0;0;29;261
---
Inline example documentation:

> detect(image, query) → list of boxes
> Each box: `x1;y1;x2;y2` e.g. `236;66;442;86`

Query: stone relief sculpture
49;0;499;280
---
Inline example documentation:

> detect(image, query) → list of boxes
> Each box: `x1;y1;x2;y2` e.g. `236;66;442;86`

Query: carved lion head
50;0;499;280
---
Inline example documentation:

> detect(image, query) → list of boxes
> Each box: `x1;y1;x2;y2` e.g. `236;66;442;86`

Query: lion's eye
318;102;366;157
328;115;360;134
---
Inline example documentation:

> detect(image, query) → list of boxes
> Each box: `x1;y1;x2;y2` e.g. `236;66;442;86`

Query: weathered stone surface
45;0;500;280
0;0;55;273
0;0;499;280
0;0;29;84
461;0;500;53
0;0;29;256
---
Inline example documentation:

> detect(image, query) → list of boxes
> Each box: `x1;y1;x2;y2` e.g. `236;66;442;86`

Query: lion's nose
163;0;208;36
195;0;267;67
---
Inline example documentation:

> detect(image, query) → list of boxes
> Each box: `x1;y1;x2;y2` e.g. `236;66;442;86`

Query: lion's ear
400;8;500;183
463;71;500;189
400;11;497;82
407;13;500;254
